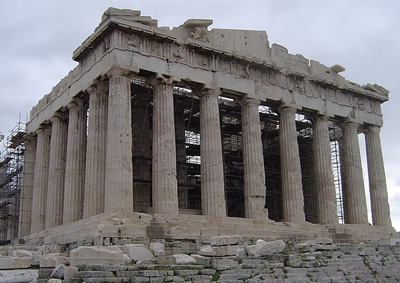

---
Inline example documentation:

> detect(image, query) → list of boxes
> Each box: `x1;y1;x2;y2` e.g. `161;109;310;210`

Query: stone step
71;277;122;283
76;270;115;278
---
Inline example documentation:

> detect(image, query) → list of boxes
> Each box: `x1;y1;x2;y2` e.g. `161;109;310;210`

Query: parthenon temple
13;8;395;245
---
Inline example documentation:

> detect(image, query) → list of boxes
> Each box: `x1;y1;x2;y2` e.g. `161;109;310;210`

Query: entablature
28;8;389;133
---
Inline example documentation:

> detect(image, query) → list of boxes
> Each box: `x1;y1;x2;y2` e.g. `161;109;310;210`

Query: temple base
21;211;397;249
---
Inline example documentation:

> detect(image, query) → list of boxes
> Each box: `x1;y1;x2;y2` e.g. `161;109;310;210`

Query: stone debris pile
0;236;399;282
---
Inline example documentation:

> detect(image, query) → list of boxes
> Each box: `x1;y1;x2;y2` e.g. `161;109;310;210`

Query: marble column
151;79;179;215
18;136;36;237
31;126;51;233
365;125;392;227
63;100;87;224
83;83;108;218
45;113;68;229
341;121;368;224
279;106;305;222
104;69;133;212
312;115;338;224
199;88;226;217
241;98;268;219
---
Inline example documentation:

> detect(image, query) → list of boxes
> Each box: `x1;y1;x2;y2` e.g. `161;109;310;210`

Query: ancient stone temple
18;8;395;246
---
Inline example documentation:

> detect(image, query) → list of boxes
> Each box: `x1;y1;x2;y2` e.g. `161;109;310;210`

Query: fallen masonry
0;236;400;282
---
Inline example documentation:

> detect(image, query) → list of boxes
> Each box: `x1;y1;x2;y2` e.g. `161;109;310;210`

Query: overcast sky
1;0;399;231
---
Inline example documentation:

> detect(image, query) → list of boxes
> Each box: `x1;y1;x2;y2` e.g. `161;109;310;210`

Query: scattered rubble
0;236;399;282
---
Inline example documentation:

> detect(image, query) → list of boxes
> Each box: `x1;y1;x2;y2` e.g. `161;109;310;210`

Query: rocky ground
1;236;400;282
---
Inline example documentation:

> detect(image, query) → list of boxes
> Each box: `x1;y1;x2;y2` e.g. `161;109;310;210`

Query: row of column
279;107;391;227
19;69;392;237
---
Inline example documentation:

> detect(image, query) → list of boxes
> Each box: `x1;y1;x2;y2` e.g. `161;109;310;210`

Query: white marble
83;83;108;218
313;115;338;224
63;100;87;224
242;98;268;219
30;127;51;233
279;106;305;222
104;69;134;212
151;79;179;215
199;88;226;217
46;114;68;229
365;125;392;227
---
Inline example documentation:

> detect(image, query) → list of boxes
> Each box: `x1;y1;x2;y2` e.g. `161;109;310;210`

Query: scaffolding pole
0;119;25;243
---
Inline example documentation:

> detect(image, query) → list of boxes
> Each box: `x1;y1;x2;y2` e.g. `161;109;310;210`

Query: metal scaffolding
329;121;344;224
0;120;25;243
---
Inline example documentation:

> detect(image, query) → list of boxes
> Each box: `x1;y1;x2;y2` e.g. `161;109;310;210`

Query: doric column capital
87;81;109;96
242;98;261;107
279;106;297;114
23;133;37;143
67;98;86;110
147;74;174;87
196;87;221;99
279;102;301;114
365;124;381;134
314;114;330;122
343;118;360;128
35;125;51;135
106;67;134;79
49;112;67;124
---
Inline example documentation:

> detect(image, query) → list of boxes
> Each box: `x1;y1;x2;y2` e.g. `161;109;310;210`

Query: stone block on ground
211;258;239;271
64;266;78;282
51;264;65;279
120;244;154;262
36;244;61;255
76;271;115;278
209;235;243;246
199;245;215;257
149;242;165;257
235;248;246;261
172;254;196;264
12;249;33;257
0;269;38;282
246;239;286;257
123;254;131;264
70;246;123;267
38;254;67;268
199;244;243;257
0;256;31;269
191;254;211;266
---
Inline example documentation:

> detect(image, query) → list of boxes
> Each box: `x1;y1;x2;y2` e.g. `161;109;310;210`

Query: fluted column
45;114;68;229
151;78;179;215
63;99;87;224
83;83;108;218
31;126;51;233
104;69;133;212
365;125;392;227
242;98;268;219
313;115;338;224
199;88;226;217
279;106;305;222
341;121;368;224
18;136;36;237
